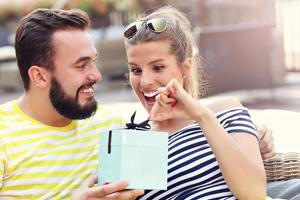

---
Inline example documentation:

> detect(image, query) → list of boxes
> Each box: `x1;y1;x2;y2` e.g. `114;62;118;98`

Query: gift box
98;112;168;190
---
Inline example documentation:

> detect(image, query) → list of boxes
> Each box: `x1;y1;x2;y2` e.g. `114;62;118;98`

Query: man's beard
49;77;98;120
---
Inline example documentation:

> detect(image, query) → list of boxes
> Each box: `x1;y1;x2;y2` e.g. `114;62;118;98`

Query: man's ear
182;57;192;77
28;66;50;88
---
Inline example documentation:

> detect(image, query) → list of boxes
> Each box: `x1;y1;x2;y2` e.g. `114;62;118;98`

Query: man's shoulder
0;100;19;131
0;100;15;116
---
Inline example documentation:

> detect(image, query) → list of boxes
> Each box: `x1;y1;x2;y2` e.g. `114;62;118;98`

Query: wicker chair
264;152;300;182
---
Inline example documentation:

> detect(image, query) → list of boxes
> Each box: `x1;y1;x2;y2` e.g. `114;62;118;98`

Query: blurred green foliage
0;0;140;27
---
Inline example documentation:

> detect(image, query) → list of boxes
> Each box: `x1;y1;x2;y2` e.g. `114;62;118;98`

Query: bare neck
17;91;72;127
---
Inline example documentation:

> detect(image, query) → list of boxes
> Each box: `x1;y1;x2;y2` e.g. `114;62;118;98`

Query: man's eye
76;61;89;69
76;64;85;69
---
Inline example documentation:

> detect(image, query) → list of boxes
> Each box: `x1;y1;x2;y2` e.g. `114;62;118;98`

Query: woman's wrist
193;104;215;124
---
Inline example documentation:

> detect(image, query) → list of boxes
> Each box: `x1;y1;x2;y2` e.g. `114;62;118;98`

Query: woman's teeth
143;91;159;98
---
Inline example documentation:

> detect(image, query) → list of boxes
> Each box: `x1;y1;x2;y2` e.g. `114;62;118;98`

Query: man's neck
17;92;72;127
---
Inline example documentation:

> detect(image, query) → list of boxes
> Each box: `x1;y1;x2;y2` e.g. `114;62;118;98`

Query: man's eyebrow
73;54;97;65
73;57;92;65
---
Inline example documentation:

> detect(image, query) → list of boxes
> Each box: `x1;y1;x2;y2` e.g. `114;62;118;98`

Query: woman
123;6;266;199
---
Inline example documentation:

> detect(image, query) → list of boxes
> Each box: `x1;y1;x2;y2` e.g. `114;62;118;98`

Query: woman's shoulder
203;97;243;114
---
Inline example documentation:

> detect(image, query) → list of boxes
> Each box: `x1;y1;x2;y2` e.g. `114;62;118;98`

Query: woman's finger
157;87;169;96
157;93;176;105
149;101;170;121
155;94;169;109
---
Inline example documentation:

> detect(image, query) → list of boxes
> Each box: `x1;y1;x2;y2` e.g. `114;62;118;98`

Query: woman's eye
130;67;142;75
153;65;164;71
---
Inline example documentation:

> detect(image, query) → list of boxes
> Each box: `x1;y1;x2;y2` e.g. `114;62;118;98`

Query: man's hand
73;176;144;200
256;124;276;159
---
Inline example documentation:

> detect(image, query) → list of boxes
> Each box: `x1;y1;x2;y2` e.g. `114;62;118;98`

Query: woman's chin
144;102;155;113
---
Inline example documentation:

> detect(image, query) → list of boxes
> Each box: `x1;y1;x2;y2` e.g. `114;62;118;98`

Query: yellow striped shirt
0;100;123;199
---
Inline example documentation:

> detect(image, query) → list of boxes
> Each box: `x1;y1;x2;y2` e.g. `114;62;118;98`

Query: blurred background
0;0;299;111
0;0;299;189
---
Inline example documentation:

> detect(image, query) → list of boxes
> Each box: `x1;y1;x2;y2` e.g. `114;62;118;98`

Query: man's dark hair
15;8;91;90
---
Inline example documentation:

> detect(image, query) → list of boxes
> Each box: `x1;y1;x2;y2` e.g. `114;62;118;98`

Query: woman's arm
202;98;266;200
150;79;266;200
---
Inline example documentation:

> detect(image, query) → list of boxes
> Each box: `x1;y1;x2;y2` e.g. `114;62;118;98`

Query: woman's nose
140;72;154;87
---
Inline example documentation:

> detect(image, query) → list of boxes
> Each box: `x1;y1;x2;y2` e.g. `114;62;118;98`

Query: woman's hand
149;79;210;122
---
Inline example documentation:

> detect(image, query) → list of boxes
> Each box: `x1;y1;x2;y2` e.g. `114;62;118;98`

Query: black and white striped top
139;107;257;200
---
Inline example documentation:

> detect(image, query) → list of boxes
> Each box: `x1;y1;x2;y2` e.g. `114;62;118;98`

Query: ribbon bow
126;111;151;131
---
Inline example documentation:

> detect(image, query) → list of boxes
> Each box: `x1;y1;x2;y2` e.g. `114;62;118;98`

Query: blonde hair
124;6;207;98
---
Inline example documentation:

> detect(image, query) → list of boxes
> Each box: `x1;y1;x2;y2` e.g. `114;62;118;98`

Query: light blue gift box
98;129;168;190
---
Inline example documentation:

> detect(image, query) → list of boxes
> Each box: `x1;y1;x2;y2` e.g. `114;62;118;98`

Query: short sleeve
0;140;7;188
216;108;258;140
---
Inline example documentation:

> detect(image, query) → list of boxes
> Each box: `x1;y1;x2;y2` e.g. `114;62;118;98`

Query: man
0;8;143;199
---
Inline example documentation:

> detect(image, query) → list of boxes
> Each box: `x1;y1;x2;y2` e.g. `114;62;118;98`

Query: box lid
100;129;168;147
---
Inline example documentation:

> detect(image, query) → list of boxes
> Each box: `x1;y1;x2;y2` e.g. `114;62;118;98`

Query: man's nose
88;64;102;82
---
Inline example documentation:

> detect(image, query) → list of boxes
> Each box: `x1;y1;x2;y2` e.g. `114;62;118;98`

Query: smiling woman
127;40;186;113
123;5;266;200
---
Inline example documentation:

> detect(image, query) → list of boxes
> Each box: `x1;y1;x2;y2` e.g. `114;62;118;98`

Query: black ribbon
108;130;112;154
107;111;150;154
126;111;151;131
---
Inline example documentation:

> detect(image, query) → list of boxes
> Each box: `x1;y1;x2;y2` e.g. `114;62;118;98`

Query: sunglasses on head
124;18;168;39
